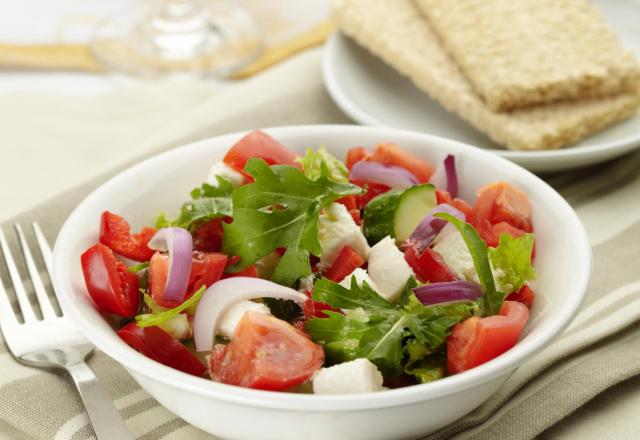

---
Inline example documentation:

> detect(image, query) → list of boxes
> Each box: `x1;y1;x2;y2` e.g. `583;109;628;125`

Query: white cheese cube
207;162;247;188
218;301;271;338
318;203;369;270
338;268;379;293
313;358;384;394
432;231;478;283
368;236;414;303
432;231;510;292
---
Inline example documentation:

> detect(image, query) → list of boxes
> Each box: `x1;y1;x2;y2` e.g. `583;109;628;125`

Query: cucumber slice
363;184;436;245
394;184;437;243
363;189;403;245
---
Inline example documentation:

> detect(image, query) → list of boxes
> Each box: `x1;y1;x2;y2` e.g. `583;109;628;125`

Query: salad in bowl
78;130;537;394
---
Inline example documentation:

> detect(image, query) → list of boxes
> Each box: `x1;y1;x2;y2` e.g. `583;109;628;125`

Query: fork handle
66;361;135;440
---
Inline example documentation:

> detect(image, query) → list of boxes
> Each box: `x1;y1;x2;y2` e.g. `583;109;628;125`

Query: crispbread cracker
334;0;640;151
415;0;640;111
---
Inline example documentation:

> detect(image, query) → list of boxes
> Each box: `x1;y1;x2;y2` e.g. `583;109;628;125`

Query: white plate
323;0;640;173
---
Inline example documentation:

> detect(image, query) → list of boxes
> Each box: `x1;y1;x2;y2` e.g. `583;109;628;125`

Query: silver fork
0;223;133;440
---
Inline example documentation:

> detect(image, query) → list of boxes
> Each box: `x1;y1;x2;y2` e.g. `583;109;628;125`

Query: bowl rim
52;124;591;411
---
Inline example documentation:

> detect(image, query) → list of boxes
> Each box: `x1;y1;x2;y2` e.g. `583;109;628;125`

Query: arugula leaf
298;146;349;182
222;159;361;286
135;285;206;327
127;261;149;273
312;277;395;312
305;279;474;376
155;177;233;230
489;233;536;293
435;213;504;316
405;354;446;384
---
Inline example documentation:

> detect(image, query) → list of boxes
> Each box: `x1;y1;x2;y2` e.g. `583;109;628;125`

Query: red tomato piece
323;245;364;282
302;290;342;319
192;218;225;252
369;142;435;183
436;189;453;205
80;243;140;317
148;251;227;308
99;211;156;261
472;182;533;233
345;146;371;170
351;179;391;210
506;285;536;309
404;246;457;283
447;301;529;374
223;264;259;279
336;195;361;224
209;312;325;390
451;198;473;219
223;130;300;171
491;221;536;259
117;322;205;376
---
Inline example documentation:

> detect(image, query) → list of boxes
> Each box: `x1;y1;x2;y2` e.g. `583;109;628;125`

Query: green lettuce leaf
222;159;361;286
305;278;474;376
405;353;447;384
435;213;504;316
297;146;349;182
155;177;233;230
489;233;536;293
135;285;206;328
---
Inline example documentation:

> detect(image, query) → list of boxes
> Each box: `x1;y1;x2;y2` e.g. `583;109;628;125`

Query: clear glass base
91;0;263;77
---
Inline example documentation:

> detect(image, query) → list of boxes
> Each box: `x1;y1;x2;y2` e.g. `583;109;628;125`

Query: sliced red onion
148;227;193;304
349;161;419;188
429;155;458;198
443;155;458;198
193;277;307;352
405;204;465;254
413;280;482;306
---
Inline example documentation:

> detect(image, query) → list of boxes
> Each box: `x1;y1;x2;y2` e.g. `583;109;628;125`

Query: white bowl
52;125;591;440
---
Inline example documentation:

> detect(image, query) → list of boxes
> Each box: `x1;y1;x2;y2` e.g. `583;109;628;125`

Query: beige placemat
2;53;640;440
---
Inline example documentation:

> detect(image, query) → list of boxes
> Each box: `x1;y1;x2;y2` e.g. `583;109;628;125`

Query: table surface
1;2;639;439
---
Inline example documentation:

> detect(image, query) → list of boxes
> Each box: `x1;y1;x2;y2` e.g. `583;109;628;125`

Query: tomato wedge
345;146;371;170
209;312;324;390
404;246;457;283
117;322;205;376
351;179;391;210
148;251;227;308
323;245;364;282
369;143;435;183
192;218;226;252
471;182;533;233
80;243;140;317
99;211;156;262
447;301;529;374
336;195;361;224
506;285;536;309
223;130;300;171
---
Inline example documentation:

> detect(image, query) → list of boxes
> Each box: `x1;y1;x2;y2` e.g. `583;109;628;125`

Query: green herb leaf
305;279;474;376
297;146;349;182
489;233;536;294
222;159;361;286
405;353;446;384
155;177;233;230
312;277;395;312
127;261;149;273
435;213;504;316
135;285;206;328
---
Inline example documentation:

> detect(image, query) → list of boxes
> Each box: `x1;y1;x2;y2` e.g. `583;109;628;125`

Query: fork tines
0;223;59;327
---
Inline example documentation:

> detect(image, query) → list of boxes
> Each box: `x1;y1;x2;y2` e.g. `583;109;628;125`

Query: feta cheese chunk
433;231;478;283
313;358;384;394
338;268;379;292
217;301;270;338
368;236;414;303
207;161;246;188
432;231;510;292
318;203;369;270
